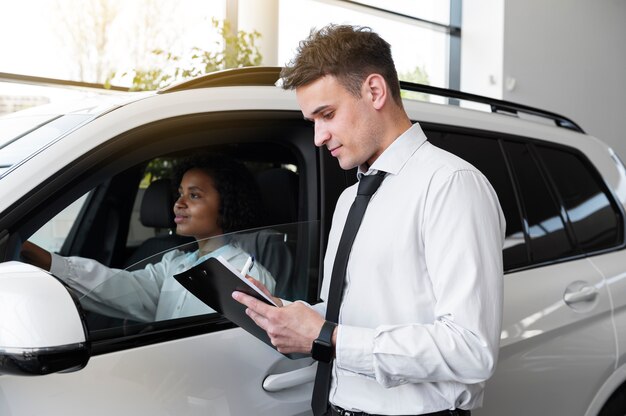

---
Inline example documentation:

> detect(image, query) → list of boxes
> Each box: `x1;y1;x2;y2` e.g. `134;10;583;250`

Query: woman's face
173;168;222;241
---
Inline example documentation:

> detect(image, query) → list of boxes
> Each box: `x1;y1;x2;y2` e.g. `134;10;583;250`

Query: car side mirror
0;261;90;376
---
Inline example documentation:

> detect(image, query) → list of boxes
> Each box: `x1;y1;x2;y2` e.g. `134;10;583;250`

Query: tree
112;18;262;91
54;0;121;83
127;0;182;73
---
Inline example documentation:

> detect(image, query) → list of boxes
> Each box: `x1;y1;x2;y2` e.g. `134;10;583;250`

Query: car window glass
28;193;90;252
426;130;527;270
35;146;315;338
125;158;303;257
536;145;623;252
75;222;319;335
504;141;576;263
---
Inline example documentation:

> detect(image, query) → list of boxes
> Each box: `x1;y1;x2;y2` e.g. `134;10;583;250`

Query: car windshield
0;93;146;178
0;113;95;177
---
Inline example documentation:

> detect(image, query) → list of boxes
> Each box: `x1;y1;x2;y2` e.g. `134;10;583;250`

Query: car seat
255;167;299;227
233;167;302;299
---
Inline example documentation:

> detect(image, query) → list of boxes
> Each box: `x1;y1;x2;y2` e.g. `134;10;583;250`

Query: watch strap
317;320;337;344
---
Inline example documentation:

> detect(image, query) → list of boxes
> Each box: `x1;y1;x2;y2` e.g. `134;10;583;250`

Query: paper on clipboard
214;256;278;306
173;255;303;358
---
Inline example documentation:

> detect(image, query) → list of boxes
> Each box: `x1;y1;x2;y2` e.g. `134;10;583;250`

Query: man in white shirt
233;24;505;416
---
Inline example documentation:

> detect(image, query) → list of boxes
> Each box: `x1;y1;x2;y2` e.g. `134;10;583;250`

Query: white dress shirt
313;123;505;414
51;243;275;323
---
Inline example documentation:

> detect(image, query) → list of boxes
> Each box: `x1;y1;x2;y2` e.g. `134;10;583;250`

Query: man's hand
232;290;325;354
245;276;283;307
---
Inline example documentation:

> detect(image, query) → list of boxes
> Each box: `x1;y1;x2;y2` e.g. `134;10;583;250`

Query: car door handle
263;362;317;392
564;283;598;305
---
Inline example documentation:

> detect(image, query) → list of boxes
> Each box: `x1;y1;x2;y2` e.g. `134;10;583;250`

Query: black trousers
328;404;471;416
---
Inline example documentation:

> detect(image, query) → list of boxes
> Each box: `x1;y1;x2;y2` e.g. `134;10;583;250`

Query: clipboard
173;256;303;359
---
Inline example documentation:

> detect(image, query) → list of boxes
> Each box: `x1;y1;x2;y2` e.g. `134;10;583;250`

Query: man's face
296;75;384;170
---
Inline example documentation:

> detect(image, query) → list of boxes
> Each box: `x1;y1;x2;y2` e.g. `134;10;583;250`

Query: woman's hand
21;241;52;271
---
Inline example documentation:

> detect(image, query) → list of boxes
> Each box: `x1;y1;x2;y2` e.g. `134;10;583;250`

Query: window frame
333;0;462;90
501;139;580;264
532;141;626;256
1;110;324;356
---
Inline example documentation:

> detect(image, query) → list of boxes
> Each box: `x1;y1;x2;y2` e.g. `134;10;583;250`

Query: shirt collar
190;243;232;266
356;122;427;180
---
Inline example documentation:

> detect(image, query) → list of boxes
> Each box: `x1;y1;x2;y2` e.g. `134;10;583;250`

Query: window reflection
79;222;318;333
504;141;576;263
528;214;569;238
537;145;621;252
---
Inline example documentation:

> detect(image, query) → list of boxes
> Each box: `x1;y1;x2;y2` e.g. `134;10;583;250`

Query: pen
241;255;255;277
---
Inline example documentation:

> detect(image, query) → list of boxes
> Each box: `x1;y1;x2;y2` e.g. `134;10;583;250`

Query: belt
329;404;471;416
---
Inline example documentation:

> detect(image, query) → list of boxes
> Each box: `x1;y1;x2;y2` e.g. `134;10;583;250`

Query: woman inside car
20;153;276;323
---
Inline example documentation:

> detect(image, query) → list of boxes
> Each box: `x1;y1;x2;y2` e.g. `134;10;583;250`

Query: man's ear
363;74;388;110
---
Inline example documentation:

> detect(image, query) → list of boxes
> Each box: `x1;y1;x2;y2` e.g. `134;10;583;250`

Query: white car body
0;68;625;415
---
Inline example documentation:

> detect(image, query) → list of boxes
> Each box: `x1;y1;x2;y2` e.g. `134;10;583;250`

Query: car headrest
140;178;176;229
256;168;299;227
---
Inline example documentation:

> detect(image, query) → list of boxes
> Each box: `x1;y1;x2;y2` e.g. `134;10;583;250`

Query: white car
0;67;625;415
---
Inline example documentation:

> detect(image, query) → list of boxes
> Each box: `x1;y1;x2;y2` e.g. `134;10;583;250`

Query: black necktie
311;171;386;416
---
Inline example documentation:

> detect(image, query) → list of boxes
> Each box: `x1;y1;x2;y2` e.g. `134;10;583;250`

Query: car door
0;110;324;415
426;127;618;415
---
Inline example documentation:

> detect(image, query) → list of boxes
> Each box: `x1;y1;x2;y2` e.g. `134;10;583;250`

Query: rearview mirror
0;262;89;376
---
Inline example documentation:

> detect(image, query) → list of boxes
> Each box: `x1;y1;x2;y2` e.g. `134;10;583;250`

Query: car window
75;222;319;335
536;145;623;252
24;141;317;341
5;110;319;354
28;193;90;252
503;141;577;264
425;129;611;270
124;157;304;255
426;130;528;270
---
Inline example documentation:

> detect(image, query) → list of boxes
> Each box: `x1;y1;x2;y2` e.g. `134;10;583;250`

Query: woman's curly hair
173;153;264;234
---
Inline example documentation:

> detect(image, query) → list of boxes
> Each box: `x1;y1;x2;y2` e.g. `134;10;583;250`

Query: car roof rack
158;66;282;93
159;66;584;134
400;81;584;133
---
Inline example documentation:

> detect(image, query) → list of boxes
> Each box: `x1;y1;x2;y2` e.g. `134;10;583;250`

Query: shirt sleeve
336;170;505;387
50;251;176;322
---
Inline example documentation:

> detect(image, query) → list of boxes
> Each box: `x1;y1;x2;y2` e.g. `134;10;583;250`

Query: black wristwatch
311;320;337;362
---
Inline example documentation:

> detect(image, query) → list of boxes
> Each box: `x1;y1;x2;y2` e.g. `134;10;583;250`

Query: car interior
70;149;310;332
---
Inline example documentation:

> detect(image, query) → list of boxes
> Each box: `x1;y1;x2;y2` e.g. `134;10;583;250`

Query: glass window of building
278;0;460;90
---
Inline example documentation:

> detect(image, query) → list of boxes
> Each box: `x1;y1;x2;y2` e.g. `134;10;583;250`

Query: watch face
312;339;333;362
312;320;336;362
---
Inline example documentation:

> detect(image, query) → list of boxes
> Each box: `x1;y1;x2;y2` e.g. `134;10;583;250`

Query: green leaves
399;65;431;102
110;18;263;91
